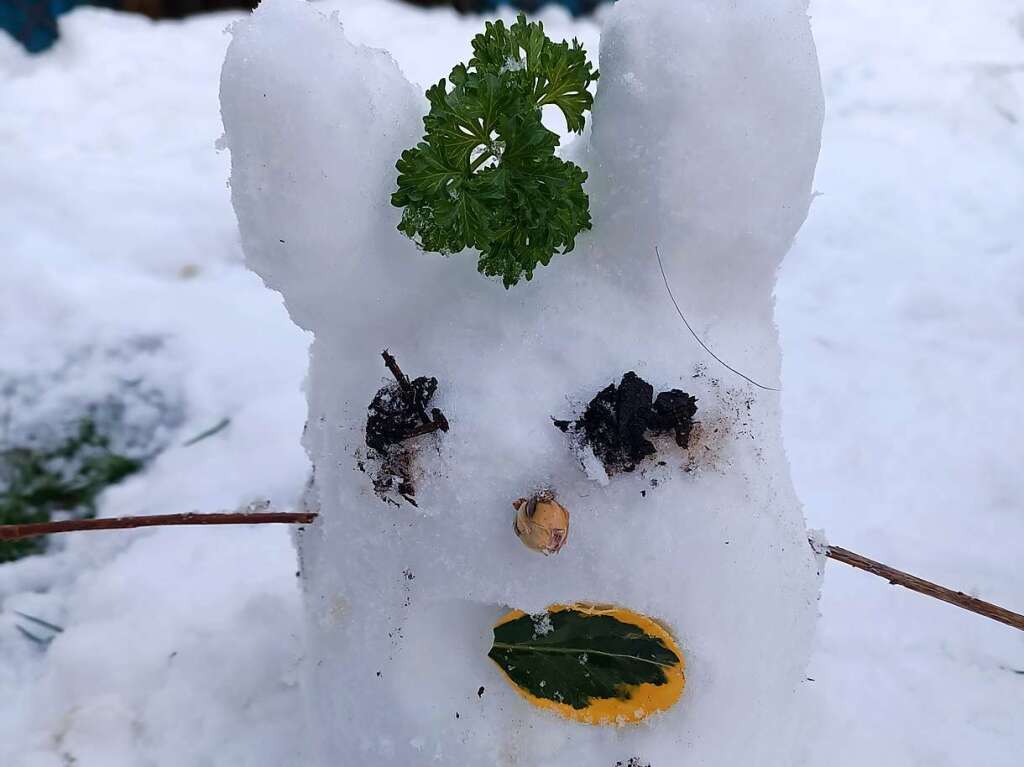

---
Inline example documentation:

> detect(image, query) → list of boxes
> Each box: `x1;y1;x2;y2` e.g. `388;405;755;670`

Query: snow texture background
1;0;1022;765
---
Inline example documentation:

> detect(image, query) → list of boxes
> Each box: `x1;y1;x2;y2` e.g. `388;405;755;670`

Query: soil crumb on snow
554;371;697;475
363;351;448;505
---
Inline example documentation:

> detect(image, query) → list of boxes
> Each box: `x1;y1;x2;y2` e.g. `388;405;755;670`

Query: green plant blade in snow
0;417;145;562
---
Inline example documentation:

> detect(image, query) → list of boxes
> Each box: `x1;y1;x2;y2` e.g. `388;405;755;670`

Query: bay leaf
488;602;685;725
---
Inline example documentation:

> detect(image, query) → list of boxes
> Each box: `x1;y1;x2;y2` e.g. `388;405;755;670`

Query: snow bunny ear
220;0;422;333
586;0;823;359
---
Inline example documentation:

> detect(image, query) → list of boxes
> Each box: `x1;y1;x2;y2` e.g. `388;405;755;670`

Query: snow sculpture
220;0;825;763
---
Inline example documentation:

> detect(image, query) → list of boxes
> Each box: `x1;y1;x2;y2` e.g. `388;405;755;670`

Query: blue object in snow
476;0;610;17
0;0;115;53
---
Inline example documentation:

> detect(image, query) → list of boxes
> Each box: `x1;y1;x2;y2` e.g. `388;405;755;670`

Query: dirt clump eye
554;371;697;475
363;350;449;506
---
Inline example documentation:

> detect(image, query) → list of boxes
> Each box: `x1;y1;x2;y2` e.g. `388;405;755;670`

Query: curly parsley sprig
391;14;599;288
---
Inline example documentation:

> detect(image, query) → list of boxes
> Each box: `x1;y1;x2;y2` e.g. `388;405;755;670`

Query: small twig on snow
182;417;232;447
382;349;415;398
820;542;1024;632
0;511;317;542
13;611;64;634
2;505;1019;635
11;611;64;647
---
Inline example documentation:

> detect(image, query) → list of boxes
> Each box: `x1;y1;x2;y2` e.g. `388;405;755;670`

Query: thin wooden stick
0;511;317;542
2;512;1020;633
823;544;1024;632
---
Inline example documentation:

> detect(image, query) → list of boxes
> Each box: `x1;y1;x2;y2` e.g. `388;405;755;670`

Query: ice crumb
500;56;525;74
580;444;610;486
532;612;554;637
808;528;830;557
620;71;645;95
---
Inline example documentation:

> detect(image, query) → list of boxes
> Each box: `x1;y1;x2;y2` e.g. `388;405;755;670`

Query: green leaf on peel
488;603;686;725
391;14;599;287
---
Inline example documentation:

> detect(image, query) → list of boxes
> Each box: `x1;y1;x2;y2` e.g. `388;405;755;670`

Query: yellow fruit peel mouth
489;602;686;726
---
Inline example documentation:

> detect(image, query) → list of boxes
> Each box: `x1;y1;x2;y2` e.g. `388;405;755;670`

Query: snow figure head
220;0;825;764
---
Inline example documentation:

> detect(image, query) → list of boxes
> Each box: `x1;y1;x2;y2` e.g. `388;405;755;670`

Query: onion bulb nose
513;492;569;555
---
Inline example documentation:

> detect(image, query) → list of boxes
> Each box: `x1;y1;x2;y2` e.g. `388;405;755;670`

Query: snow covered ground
1;0;1021;764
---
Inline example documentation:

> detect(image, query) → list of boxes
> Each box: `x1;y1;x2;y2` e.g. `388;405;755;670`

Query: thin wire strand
655;246;780;392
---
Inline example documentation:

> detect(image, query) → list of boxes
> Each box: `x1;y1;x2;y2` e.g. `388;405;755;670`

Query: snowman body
221;0;825;764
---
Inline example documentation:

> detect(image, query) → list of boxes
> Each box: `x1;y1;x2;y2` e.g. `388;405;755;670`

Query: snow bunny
220;0;825;764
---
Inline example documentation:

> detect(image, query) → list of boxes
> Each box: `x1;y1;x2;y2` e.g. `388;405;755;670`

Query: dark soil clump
649;389;698;448
366;375;441;453
555;372;696;474
364;351;448;504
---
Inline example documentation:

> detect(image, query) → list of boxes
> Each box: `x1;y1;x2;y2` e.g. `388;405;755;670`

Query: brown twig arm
5;513;1020;633
823;544;1024;632
0;511;318;542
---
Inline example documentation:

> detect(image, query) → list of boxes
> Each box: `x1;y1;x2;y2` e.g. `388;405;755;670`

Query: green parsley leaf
391;14;599;288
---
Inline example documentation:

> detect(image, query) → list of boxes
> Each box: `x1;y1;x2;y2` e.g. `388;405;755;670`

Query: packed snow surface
1;0;1023;765
221;0;823;763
